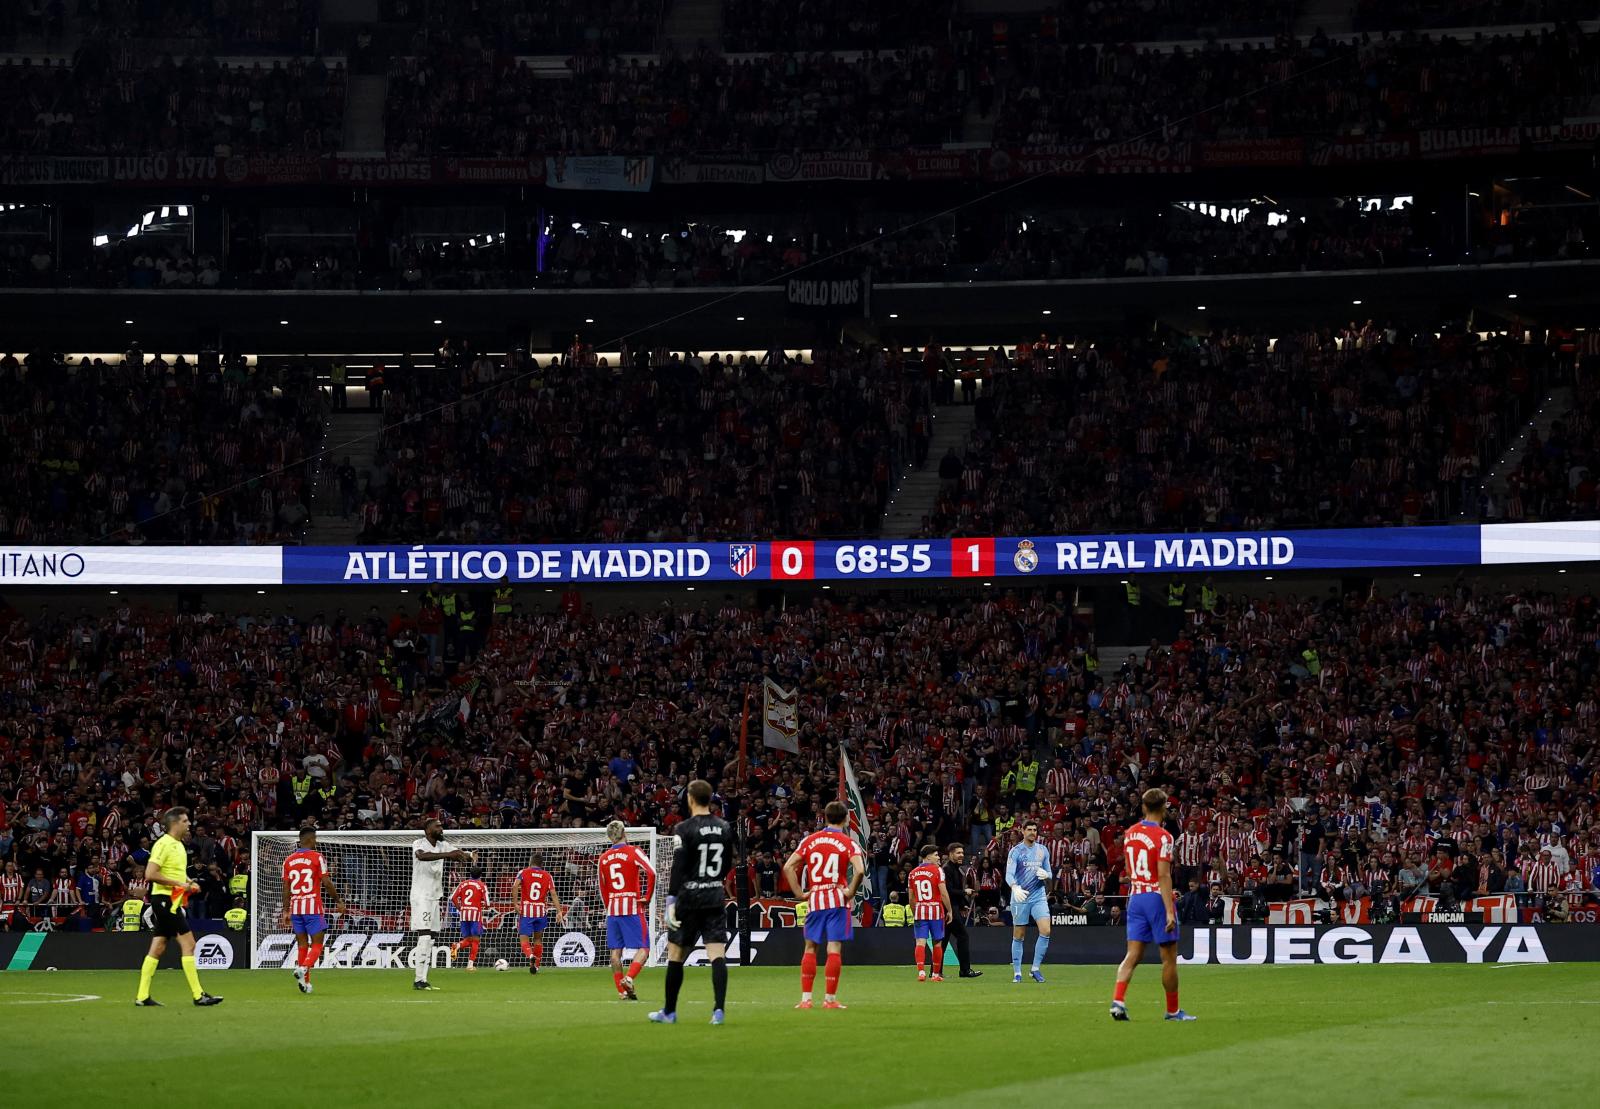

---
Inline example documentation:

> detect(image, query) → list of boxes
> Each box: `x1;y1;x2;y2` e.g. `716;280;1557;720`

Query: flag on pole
737;692;750;783
762;679;800;754
838;744;872;905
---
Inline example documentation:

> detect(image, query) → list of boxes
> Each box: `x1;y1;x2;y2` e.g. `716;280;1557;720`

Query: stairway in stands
879;406;978;538
661;0;723;53
304;405;386;545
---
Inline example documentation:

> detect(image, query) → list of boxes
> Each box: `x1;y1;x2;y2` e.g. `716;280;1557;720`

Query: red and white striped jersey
597;843;656;917
0;873;22;904
450;878;490;922
1123;821;1173;895
793;827;863;912
282;849;327;916
908;862;946;921
1523;857;1562;892
1175;830;1208;867
516;867;555;917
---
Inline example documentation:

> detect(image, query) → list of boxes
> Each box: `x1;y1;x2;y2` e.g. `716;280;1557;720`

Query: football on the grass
493;959;510;972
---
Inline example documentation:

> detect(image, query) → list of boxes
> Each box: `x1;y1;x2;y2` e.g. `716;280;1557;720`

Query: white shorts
410;897;441;933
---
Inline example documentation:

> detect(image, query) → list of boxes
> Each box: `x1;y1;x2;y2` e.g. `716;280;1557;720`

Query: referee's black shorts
668;889;728;949
147;894;191;939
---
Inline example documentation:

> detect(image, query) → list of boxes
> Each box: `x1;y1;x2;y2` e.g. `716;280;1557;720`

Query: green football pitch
3;964;1596;1107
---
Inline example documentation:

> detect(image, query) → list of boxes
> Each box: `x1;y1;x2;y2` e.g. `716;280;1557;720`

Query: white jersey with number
410;836;454;902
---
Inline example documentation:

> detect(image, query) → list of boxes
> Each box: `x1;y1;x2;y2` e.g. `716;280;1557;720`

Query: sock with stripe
915;942;926;974
933;943;944;975
824;952;842;999
136;955;158;1001
181;955;204;1000
520;937;534;959
613;971;625;994
532;942;543;965
626;958;644;981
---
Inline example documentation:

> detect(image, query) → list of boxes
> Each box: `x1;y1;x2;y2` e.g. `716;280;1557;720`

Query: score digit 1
770;541;815;580
950;538;994;578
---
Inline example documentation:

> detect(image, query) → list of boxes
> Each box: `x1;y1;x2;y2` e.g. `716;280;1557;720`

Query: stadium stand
922;324;1565;536
0;348;326;544
1;580;1595;930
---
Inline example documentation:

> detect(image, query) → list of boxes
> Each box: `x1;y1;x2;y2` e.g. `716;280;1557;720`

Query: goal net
249;827;672;970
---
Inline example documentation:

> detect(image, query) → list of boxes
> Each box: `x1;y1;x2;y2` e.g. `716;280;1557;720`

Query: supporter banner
785;268;871;317
658;158;764;186
878;149;981;181
1419;127;1523;160
1307;134;1418;167
6;522;1596;586
762;678;800;754
753;924;1600;965
1197;137;1306;168
765;151;880;183
544;154;654;192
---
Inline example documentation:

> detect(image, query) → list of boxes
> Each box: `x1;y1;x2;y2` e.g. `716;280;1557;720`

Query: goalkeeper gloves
665;896;680;930
1035;866;1051;881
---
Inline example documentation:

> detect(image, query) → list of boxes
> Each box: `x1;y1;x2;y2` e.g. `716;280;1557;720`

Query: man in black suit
943;843;983;978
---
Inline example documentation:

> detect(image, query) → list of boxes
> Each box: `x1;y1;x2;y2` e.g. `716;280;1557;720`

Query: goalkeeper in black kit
649;779;733;1026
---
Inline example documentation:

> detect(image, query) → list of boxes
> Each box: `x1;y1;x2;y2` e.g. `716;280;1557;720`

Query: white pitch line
0;991;101;1004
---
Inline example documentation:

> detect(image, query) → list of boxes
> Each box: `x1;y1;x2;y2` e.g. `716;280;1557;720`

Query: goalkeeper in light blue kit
1006;820;1054;983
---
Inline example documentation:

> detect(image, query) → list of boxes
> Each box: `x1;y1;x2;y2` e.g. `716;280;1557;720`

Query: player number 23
288;868;315;895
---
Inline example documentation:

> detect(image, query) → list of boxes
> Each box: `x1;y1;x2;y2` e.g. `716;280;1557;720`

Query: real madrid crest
1013;539;1038;573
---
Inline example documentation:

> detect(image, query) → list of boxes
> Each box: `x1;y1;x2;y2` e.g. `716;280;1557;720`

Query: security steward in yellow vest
880;893;910;926
224;900;249;932
1125;581;1141;606
122;898;145;932
1167;580;1186;607
793;900;809;929
493;583;514;622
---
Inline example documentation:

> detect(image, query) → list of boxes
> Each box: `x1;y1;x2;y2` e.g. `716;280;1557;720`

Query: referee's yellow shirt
150;834;190;905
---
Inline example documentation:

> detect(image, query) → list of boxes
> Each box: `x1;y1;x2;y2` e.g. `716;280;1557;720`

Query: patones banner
0;522;1595;586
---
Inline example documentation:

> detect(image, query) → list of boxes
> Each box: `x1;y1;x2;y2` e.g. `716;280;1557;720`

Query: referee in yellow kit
134;807;223;1007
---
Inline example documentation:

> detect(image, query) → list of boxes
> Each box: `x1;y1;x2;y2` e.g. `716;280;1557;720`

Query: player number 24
807;851;841;884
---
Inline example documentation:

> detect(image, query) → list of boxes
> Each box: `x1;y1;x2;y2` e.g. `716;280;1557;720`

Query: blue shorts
913;919;945;942
1011;892;1049;927
290;913;326;936
459;920;484;938
606;913;647;951
803;906;853;944
518;915;550;936
1127;891;1179;945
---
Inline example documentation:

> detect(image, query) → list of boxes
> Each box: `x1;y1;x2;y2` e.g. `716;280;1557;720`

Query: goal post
249;827;673;970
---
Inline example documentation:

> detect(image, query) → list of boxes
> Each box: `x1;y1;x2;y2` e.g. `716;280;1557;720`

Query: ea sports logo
195;934;235;969
553;932;596;968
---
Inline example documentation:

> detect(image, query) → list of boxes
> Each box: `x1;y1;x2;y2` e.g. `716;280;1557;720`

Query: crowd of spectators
922;323;1562;537
1351;0;1595;33
0;347;325;545
974;0;1297;50
722;0;954;53
351;339;927;543
0;1;321;52
0;49;345;154
391;0;663;55
1497;359;1600;521
384;42;970;156
1;576;1595;932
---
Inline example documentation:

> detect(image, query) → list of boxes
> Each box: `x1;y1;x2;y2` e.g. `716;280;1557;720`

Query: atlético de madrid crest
729;544;756;577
